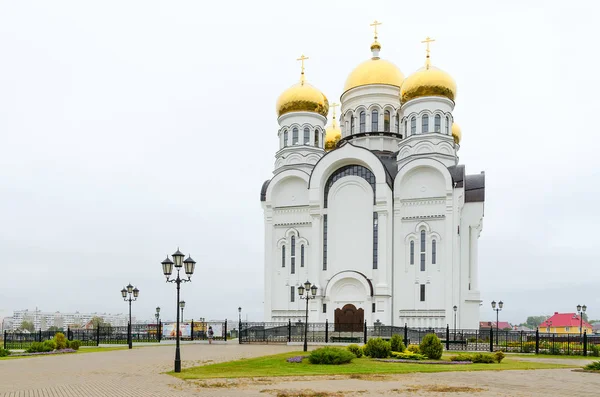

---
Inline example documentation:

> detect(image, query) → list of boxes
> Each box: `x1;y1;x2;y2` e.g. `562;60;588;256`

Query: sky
1;0;599;326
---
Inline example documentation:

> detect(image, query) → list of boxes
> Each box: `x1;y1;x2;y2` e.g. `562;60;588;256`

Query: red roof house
539;312;592;334
479;321;512;330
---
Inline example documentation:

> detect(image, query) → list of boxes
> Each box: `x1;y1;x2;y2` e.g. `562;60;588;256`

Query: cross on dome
370;20;382;40
421;36;436;68
331;102;339;119
297;54;309;83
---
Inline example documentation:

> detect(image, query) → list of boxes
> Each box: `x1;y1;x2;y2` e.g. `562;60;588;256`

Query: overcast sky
1;1;599;326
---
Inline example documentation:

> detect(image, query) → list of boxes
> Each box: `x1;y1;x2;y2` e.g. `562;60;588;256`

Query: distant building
512;325;533;332
480;321;512;330
539;312;592;335
592;322;600;335
8;309;133;331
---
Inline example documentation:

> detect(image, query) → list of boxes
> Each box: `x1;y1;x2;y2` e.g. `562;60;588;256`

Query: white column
264;211;273;321
469;225;480;292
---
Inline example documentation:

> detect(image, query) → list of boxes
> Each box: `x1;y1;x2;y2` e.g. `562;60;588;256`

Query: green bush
391;351;428;360
390;334;406;352
43;339;57;351
449;354;473;362
494;351;505;363
0;348;11;357
471;353;495;363
584;361;600;371
406;344;421;354
26;342;54;353
308;347;355;365
347;344;363;358
363;338;391;358
68;340;81;351
419;334;443;360
522;342;535;353
548;345;561;355
53;332;68;350
589;344;600;357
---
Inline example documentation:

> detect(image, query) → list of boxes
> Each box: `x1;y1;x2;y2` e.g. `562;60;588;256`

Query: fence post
325;319;329;344
520;330;523;353
39;329;42;342
288;319;291;343
446;325;450;350
567;334;570;355
224;320;228;342
535;328;539;354
363;320;367;344
96;325;100;346
191;320;194;342
239;320;242;344
584;331;588;357
3;330;6;350
489;327;493;352
158;321;162;343
403;323;408;347
67;326;71;341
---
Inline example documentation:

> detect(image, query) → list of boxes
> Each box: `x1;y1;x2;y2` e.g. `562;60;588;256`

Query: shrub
407;344;421;354
391;351;428;360
589;344;600;357
69;340;81;351
347;344;363;358
449;354;473;362
471;353;495;363
308;347;355;365
548;345;561;355
522;342;535;353
584;361;600;371
0;348;11;357
390;334;406;353
363;338;391;358
53;333;68;350
419;334;443;360
43;339;57;351
494;351;505;363
26;342;54;353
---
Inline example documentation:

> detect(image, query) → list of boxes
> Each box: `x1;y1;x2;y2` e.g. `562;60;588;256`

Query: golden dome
276;80;329;118
344;57;404;93
452;122;461;144
324;103;342;151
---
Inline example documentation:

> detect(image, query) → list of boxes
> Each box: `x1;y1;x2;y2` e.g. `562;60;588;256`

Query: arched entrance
334;304;364;332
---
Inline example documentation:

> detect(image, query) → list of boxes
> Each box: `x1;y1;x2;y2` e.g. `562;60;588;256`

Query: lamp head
491;301;496;310
133;287;139;298
298;285;305;296
179;300;186;309
238;307;241;313
310;284;318;296
453;305;457;312
127;284;134;294
183;255;196;276
498;301;504;310
161;257;174;277
304;280;311;291
577;304;582;312
156;306;160;314
583;305;587;312
172;248;185;268
121;288;127;298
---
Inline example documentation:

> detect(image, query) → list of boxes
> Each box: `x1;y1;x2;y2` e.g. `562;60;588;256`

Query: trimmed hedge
390;334;406;352
472;353;495;363
407;344;421;354
420;334;443;360
364;338;391;358
391;351;427;360
347;344;363;358
308;347;355;365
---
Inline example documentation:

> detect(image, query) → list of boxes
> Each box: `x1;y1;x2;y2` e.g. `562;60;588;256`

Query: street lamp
179;300;186;323
238;307;242;323
577;304;587;338
298;280;318;352
155;307;161;342
491;300;503;346
453;305;457;339
161;248;196;373
121;283;139;349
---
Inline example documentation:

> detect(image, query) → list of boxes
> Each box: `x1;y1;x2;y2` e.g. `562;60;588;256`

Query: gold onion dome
343;21;404;93
452;123;461;144
276;54;329;118
324;103;342;152
400;37;456;103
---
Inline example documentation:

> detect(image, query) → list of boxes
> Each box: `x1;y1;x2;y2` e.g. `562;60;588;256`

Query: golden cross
421;36;436;56
370;20;382;40
297;54;309;75
331;102;339;118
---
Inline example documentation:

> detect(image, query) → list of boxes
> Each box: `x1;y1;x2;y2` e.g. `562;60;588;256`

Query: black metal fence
239;320;599;357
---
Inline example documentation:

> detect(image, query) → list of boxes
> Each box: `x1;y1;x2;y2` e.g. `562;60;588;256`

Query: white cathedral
260;26;485;330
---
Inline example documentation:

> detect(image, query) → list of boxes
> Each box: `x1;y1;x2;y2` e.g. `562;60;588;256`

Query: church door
334;304;364;332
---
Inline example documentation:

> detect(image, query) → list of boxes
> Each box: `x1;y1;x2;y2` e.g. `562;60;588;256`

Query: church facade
260;29;485;329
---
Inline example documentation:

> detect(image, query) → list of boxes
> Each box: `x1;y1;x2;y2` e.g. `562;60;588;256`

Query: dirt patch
397;385;486;393
261;390;345;397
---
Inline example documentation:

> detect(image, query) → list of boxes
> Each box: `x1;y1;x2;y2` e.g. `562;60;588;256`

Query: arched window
301;245;305;267
359;111;366;132
291;236;296;274
410;241;414;265
314;129;319;147
303;127;310;145
350;115;355;134
445;116;449;135
410;116;416;135
371;109;379;132
324;164;376;207
434;115;441;132
422;114;429;133
384;110;390;132
281;245;285;267
432;239;437;264
395;113;399;133
283;130;288;147
292;128;299;144
420;230;426;271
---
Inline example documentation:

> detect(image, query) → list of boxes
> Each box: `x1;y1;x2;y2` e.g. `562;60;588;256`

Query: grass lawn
0;346;130;360
171;351;577;380
505;353;599;360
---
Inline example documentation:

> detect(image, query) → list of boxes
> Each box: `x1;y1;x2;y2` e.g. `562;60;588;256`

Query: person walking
207;326;214;344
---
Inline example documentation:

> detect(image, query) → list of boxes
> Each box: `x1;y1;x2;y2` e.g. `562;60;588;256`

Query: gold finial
370;20;382;40
331;102;339;119
297;54;309;84
421;36;435;69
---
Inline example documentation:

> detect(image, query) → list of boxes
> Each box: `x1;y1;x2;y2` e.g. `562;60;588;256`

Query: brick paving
1;342;600;396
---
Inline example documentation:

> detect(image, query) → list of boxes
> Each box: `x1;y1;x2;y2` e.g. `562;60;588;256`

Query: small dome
401;64;456;103
452;122;461;144
324;119;341;152
276;80;329;118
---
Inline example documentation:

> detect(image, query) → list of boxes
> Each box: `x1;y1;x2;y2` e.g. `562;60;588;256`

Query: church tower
261;24;485;330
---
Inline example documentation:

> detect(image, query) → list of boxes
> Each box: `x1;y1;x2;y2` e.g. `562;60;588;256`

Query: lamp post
453;305;457;339
298;280;318;352
155;307;161;342
491;300;503;346
238;307;242;324
161;248;196;373
577;304;587;338
121;284;139;350
179;300;186;323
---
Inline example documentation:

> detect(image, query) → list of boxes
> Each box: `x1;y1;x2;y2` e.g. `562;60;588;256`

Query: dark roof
465;172;485;202
371;150;398;187
260;179;270;202
447;165;465;188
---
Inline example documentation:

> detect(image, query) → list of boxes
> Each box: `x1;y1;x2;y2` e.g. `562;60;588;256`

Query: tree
582;313;589;323
524;316;547;329
47;326;63;332
19;321;35;333
90;316;111;329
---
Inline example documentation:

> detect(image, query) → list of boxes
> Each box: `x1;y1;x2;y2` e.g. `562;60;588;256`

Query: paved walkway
1;342;599;396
